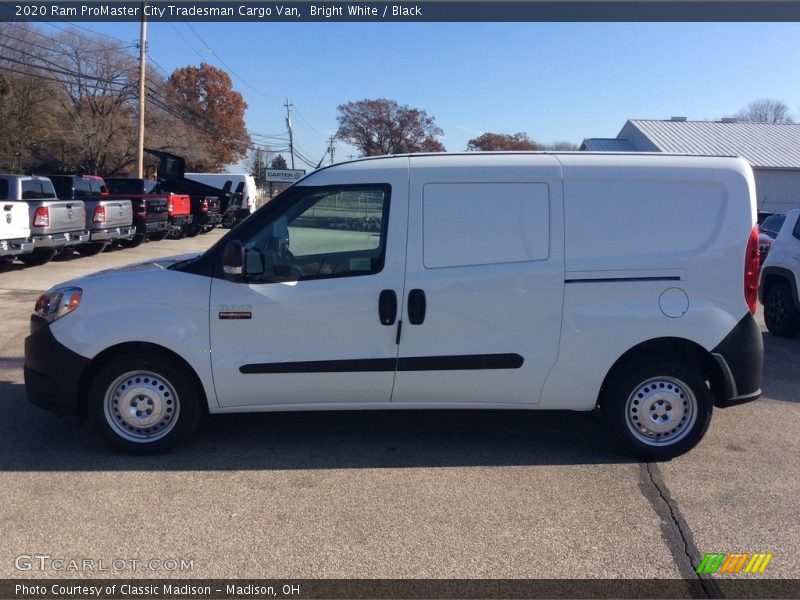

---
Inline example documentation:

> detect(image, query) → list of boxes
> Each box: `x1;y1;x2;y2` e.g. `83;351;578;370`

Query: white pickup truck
0;198;34;269
0;175;90;265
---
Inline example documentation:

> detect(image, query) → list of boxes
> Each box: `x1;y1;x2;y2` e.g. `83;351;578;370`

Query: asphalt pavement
0;231;797;592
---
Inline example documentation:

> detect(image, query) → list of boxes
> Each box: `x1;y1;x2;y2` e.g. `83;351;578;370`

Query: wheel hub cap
103;371;179;443
625;376;697;446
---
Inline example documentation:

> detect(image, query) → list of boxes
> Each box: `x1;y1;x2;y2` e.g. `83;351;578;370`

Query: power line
0;34;139;79
183;21;279;105
293;106;328;136
29;19;137;51
0;49;134;89
168;22;209;62
50;21;134;47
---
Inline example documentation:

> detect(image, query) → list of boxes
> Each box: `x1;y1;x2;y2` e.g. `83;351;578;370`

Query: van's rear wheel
601;360;712;461
763;282;800;337
89;352;202;454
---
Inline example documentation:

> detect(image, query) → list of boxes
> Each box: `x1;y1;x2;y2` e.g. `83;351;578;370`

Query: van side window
423;182;550;268
241;186;389;283
0;180;8;200
793;216;800;241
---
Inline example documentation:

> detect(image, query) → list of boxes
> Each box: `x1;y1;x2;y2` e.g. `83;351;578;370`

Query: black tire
19;248;57;266
600;359;713;461
763;282;800;338
148;231;168;242
88;352;203;454
76;242;108;257
53;247;74;261
0;257;13;271
186;225;201;238
168;227;187;240
119;234;145;249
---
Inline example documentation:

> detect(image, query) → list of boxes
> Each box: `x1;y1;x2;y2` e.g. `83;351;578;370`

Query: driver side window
242;186;390;283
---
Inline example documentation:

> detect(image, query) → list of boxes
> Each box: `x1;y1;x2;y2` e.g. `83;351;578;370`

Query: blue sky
63;21;800;171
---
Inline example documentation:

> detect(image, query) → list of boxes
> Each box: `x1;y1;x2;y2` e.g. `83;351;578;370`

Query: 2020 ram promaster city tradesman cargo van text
24;153;763;460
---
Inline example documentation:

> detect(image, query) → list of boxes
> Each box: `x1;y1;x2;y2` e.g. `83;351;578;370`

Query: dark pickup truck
104;178;170;248
48;175;135;256
145;149;224;236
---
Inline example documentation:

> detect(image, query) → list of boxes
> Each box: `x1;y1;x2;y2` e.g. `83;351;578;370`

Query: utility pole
329;135;336;164
284;98;295;170
136;1;147;178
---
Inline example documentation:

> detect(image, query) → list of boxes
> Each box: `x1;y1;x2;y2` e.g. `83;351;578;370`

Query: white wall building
582;119;800;213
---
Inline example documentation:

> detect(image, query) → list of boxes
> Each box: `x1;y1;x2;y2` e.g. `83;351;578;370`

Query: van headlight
34;287;82;323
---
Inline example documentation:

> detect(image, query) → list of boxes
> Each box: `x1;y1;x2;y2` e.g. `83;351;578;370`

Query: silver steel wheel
103;370;180;443
624;376;697;446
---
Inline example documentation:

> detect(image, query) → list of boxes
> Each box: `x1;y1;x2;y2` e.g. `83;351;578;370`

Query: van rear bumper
711;312;763;408
24;317;89;415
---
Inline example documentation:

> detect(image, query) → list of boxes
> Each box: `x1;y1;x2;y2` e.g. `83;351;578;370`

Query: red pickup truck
104;178;192;242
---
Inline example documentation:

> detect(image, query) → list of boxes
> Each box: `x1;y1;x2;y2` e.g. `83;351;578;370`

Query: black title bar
4;579;800;599
3;1;800;22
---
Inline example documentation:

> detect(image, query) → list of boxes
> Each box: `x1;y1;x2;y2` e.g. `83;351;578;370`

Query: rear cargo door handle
408;289;426;325
378;289;397;325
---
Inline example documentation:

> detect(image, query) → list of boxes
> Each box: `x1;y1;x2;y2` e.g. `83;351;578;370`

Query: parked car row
759;208;800;338
0;173;220;270
757;212;786;262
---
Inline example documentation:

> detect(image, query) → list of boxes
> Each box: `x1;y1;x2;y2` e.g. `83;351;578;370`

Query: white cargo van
25;153;763;459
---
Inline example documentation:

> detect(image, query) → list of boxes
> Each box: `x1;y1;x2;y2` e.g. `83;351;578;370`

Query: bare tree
336;99;445;156
733;98;794;123
247;147;270;187
0;23;236;176
466;132;539;151
541;141;578;151
0;24;67;172
51;30;141;174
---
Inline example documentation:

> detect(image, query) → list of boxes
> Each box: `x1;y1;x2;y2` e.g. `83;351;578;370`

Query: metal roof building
582;119;800;212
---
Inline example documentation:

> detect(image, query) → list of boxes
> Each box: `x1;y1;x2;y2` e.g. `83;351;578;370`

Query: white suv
759;208;800;337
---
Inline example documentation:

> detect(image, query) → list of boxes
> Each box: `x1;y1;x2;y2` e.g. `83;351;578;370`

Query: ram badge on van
24;153;763;459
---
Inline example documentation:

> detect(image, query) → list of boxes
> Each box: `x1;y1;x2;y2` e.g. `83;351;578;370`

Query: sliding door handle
378;289;397;325
408;289;426;325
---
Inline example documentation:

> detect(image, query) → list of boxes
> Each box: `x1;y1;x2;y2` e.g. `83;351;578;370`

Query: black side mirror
222;240;244;283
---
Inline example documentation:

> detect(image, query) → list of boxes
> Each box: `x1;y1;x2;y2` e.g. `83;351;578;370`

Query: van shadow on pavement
1;372;632;471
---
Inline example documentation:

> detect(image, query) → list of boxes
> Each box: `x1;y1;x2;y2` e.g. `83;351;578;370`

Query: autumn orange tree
336;98;445;156
466;132;539;151
167;63;251;171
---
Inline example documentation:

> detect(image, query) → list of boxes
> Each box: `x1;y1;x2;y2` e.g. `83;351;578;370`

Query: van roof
303;151;749;183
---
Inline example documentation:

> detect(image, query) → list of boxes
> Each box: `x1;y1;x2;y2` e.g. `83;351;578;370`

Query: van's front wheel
89;353;202;454
601;360;713;461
